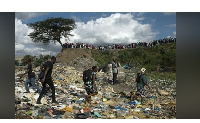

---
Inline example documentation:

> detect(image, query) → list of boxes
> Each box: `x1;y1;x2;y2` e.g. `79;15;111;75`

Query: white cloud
15;12;49;21
167;36;171;38
137;12;146;17
15;43;61;56
166;24;176;27
173;31;176;37
69;13;158;45
15;18;34;45
71;15;81;22
136;17;145;21
102;13;107;17
15;43;25;51
130;12;146;21
15;13;158;56
90;17;97;19
163;12;176;15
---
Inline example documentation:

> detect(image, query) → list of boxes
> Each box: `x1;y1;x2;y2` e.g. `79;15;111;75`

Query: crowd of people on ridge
62;37;176;50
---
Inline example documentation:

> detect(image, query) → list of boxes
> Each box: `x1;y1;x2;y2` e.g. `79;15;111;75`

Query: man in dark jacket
37;56;58;104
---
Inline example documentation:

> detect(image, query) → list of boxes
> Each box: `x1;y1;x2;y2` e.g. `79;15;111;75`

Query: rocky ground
15;58;176;119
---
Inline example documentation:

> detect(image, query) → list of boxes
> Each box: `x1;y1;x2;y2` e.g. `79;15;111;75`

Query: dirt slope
56;49;93;64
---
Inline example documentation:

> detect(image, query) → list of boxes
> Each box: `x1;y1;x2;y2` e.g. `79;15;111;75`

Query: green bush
44;55;51;62
15;60;19;66
21;55;34;66
92;50;114;68
92;42;176;73
146;72;176;81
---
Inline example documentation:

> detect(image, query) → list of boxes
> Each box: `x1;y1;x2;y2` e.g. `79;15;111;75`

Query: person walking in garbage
20;58;41;94
37;56;58;104
85;66;98;104
40;54;44;63
136;68;150;104
112;59;118;85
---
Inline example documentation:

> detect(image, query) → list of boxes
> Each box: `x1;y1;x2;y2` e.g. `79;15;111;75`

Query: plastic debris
15;62;176;119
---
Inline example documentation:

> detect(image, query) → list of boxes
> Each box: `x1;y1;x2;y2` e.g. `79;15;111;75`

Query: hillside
92;43;176;73
117;42;176;72
56;42;176;73
56;48;93;64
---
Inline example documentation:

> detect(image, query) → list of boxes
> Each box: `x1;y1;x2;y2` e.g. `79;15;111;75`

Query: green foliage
33;57;42;67
134;47;144;56
92;50;113;68
21;55;44;67
74;61;77;65
15;60;19;66
119;43;176;72
44;55;51;62
146;72;176;81
92;42;176;73
21;55;34;66
28;17;76;49
160;49;176;72
118;49;132;64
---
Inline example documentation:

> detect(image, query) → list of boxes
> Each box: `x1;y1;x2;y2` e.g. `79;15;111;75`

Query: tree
33;57;43;67
44;55;51;62
21;55;33;66
15;60;19;66
28;17;76;51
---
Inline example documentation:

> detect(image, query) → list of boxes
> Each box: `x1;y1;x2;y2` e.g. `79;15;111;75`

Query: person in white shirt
112;59;118;85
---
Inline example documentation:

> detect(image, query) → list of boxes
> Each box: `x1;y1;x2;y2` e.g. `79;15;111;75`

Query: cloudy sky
15;12;176;56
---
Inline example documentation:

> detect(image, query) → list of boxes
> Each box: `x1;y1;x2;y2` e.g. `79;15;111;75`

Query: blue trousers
24;78;41;93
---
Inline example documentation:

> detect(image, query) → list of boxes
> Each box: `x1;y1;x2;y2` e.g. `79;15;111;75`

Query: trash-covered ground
15;62;176;119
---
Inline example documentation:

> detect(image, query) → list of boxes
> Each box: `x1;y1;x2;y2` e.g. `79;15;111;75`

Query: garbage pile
69;57;97;71
15;63;176;119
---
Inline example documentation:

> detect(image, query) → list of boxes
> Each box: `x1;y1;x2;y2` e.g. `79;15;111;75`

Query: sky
15;12;176;56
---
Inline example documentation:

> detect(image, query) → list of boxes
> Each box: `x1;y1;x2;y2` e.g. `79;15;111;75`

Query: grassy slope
92;42;176;73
